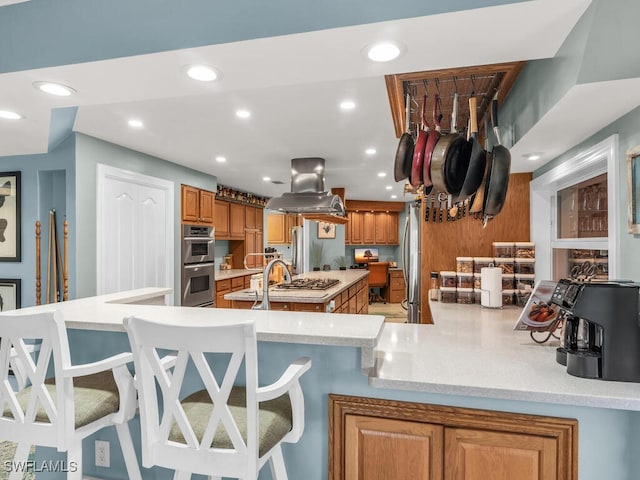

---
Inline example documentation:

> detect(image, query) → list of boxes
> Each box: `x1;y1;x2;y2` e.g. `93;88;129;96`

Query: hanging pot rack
385;61;525;143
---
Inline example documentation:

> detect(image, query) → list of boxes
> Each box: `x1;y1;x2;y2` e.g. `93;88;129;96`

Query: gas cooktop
275;278;341;290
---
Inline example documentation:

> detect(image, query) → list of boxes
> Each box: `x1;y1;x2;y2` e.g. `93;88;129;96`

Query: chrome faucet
251;258;292;310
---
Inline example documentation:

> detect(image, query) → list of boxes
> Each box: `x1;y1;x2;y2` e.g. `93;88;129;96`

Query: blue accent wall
0;135;76;308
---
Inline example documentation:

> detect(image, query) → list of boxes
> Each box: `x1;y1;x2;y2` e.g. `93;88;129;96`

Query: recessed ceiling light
524;153;542;161
366;42;402;62
262;176;271;182
236;109;251;119
128;119;144;128
365;148;376;155
0;110;22;120
185;65;220;82
390;194;398;199
385;185;393;190
377;172;386;178
33;81;76;97
215;156;227;163
340;100;356;111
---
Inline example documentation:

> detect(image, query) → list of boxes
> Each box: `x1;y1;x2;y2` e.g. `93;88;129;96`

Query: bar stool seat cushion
168;386;292;457
3;371;120;428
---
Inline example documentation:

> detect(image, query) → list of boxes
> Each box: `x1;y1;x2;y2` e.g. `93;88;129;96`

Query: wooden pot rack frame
385;61;525;143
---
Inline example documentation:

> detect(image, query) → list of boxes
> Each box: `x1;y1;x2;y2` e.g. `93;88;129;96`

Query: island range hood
265;158;346;216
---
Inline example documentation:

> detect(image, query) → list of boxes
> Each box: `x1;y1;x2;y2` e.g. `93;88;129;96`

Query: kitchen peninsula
6;289;640;479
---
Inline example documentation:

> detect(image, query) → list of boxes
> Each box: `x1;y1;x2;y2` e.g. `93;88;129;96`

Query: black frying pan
482;98;511;222
394;93;414;182
458;96;487;201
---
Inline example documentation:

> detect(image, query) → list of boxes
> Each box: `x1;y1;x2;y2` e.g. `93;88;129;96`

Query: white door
97;165;174;298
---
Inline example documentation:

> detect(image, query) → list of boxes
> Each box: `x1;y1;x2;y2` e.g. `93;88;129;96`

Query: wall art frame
0;171;21;262
317;221;336;239
0;278;21;311
627;146;640;234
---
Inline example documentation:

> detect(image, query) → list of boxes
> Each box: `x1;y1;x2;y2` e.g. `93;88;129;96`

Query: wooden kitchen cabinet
245;205;257;229
266;213;301;245
362;212;375;244
387;270;405;303
229;203;245;238
445;427;557;480
330;395;577;480
346;209;400;245
345;415;443;480
181;184;215;226
214;200;230;237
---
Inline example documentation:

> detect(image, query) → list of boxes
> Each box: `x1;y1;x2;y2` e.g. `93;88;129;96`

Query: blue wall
0;135;76;308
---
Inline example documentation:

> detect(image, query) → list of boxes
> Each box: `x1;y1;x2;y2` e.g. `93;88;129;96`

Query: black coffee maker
551;279;640;382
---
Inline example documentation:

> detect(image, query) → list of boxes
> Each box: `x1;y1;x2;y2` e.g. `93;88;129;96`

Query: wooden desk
385;269;405;303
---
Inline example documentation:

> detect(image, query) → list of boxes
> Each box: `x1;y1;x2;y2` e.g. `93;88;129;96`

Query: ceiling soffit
386;61;525;143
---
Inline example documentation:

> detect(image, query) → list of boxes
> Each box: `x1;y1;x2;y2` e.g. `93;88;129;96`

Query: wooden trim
329;394;578;480
346;200;406;213
385;61;526;139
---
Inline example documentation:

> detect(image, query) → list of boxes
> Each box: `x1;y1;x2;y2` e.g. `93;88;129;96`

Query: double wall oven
181;225;215;307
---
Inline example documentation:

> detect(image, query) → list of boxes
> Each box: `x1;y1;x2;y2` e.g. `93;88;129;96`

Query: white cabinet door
97;165;174;297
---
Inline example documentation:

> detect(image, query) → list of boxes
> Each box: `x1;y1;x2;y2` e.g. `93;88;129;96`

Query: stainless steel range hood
265;158;346;216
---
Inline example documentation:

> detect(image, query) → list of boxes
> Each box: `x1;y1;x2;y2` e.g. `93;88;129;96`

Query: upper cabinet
266;213;301;245
345;201;403;246
213;200;262;240
181;184;214;226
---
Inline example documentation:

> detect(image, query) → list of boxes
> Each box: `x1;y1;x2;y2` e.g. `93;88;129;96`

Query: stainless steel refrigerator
402;201;421;323
290;224;308;274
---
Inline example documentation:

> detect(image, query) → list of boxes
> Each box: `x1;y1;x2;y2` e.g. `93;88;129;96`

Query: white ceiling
0;0;613;201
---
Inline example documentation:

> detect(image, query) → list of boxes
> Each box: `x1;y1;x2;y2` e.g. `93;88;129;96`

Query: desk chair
368;261;389;304
0;311;141;480
124;316;311;480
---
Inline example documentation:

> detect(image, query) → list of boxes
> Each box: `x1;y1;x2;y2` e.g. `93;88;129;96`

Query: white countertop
224;269;369;304
7;288;384;352
371;301;640;410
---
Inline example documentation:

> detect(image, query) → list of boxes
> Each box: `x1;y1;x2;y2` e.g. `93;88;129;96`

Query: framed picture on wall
0;279;21;311
317;221;336;239
627;146;640;234
0;171;21;262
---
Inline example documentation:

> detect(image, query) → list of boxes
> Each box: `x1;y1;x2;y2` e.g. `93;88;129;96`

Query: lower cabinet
330;395;578;480
387;269;405;303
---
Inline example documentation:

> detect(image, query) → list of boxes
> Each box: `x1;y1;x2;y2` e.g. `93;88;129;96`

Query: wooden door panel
199;190;215;225
363;212;375;244
374;212;388;244
214;201;229;237
346;415;443;480
351;212;363;244
229;203;245;238
445;428;557;480
267;214;286;244
181;185;199;223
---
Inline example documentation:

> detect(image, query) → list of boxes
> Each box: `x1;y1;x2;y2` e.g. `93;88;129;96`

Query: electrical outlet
95;440;110;468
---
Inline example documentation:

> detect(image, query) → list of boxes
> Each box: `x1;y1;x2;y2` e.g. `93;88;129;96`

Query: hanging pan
410;95;429;187
482;97;511;223
422;94;441;189
394;93;415;182
458;96;487;201
430;93;468;196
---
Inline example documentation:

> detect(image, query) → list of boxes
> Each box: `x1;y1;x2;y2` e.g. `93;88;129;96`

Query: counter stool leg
268;445;288;480
67;439;83;480
116;422;142;480
8;442;30;480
